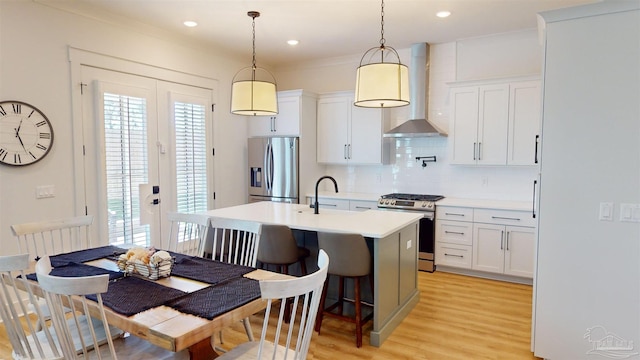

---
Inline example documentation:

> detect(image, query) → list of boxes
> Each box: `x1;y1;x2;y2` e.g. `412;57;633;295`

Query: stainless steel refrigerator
248;137;299;203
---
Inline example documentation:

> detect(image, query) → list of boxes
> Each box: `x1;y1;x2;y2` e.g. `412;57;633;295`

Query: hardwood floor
0;271;541;360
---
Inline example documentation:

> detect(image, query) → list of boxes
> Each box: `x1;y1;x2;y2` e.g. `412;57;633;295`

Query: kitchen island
202;201;423;346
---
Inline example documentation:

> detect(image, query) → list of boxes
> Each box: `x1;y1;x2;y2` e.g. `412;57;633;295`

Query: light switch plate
599;202;614;221
406;239;412;250
620;203;640;222
36;185;55;199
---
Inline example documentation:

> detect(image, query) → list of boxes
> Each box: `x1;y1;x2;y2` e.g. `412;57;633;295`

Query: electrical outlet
481;176;489;187
376;173;382;184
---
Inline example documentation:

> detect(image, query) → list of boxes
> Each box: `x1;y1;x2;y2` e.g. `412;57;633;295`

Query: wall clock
0;100;54;166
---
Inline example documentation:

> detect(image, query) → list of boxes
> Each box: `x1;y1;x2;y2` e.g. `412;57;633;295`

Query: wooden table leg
188;337;218;360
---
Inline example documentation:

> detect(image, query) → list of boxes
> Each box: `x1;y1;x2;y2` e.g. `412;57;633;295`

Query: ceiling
40;0;598;66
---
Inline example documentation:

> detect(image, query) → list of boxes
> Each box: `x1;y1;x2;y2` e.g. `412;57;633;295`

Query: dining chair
216;249;329;360
35;256;189;360
165;212;211;256
11;215;95;262
210;217;262;344
0;253;64;360
11;215;97;332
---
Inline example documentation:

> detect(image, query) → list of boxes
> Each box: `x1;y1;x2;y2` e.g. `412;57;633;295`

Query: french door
81;66;213;248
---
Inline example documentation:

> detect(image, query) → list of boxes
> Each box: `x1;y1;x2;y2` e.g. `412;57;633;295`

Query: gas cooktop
378;193;445;211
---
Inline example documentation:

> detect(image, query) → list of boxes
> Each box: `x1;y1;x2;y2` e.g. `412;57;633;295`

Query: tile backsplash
325;136;538;201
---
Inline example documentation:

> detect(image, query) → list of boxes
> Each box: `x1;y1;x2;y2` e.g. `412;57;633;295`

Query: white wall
0;2;249;256
276;31;540;201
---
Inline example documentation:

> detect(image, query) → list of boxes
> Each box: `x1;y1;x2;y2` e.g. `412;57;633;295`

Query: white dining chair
210;218;261;268
164;212;211;256
217;249;329;360
35;256;189;360
10;215;103;333
11;215;95;262
210;217;262;345
0;253;64;360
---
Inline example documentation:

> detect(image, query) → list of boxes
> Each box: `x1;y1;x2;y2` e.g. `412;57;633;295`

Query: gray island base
202;202;422;346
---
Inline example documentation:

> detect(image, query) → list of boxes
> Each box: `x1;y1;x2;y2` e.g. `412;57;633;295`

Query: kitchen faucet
313;176;338;214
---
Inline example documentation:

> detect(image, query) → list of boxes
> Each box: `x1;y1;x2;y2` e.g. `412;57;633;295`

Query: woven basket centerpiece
117;247;173;280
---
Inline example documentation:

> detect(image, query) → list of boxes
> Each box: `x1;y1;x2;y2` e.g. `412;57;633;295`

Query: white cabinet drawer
349;200;377;212
435;243;472;269
436;220;473;246
474;209;535;227
436;206;474;222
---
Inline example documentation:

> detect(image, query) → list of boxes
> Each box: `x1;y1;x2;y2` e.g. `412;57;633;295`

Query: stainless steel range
378;193;444;272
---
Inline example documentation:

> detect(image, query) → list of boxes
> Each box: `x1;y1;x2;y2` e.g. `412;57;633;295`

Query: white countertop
305;191;380;202
436;197;533;212
203;202;422;238
305;192;533;212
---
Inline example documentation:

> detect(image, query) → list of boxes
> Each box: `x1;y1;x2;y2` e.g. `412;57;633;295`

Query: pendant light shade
354;0;410;108
231;11;278;116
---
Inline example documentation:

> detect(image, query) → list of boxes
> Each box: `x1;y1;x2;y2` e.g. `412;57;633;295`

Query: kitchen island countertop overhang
201;201;424;347
201;202;423;238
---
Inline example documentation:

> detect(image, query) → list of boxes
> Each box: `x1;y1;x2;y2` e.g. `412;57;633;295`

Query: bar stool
315;232;373;348
257;224;310;276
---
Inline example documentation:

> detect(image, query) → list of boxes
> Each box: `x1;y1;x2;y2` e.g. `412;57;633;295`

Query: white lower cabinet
436;242;472;268
436;205;535;280
472;224;535;277
305;197;377;212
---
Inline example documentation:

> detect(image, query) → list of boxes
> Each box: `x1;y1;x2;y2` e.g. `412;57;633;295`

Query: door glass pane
104;92;150;246
174;101;208;213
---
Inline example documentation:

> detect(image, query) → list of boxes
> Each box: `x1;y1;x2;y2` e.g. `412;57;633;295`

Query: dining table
20;245;288;360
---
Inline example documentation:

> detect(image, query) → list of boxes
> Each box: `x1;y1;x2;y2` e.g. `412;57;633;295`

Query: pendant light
354;0;409;108
231;11;278;116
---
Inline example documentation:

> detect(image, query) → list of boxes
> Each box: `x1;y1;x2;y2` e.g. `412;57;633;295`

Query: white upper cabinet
317;91;389;165
248;91;303;137
508;81;541;165
449;77;540;166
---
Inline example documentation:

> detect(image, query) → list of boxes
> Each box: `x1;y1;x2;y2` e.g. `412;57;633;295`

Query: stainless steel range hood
384;43;448;138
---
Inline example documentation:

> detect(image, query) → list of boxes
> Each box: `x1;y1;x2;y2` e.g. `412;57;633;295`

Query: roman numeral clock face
0;101;54;166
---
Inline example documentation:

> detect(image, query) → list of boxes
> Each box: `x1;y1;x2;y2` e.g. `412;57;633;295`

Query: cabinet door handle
348;144;352;159
445;213;465;217
354;206;371;210
491;216;521;221
506;231;510;251
444;231;465;235
444;253;464;258
271;116;276;132
534;135;539;164
344;144;347;159
478;142;482;160
473;142;477;160
532;180;537;219
500;230;504;250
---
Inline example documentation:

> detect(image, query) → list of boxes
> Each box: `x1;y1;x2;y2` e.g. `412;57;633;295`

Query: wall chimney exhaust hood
383;43;448;138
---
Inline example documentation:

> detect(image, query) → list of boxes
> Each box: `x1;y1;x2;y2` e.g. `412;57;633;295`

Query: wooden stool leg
315;277;330;333
299;258;308;275
354;277;363;348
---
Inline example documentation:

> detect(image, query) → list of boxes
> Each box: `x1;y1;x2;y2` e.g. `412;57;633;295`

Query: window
103;93;149;246
174;101;208;214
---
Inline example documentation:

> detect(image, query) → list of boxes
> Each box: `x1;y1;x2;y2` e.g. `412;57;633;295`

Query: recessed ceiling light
287;40;299;46
436;11;451;18
183;20;198;27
